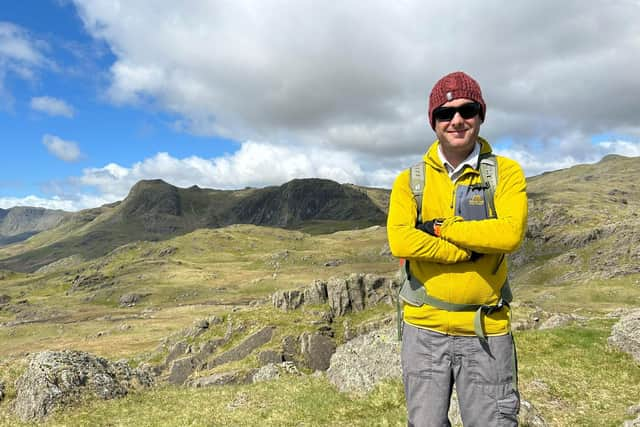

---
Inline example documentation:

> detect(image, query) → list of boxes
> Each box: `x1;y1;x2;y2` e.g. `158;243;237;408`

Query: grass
517;320;640;426
1;319;638;426
2;209;640;426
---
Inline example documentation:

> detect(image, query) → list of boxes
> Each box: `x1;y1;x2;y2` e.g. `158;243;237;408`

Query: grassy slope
1;156;640;426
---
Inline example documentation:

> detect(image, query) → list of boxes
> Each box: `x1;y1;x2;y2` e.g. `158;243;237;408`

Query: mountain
511;154;640;298
0;178;388;272
0;207;68;245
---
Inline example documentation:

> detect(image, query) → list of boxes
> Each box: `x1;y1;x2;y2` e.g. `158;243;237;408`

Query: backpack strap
402;270;512;342
408;162;426;223
478;154;497;218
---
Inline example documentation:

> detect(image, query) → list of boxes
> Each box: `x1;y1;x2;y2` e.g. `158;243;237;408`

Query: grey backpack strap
479;154;497;218
409;162;426;223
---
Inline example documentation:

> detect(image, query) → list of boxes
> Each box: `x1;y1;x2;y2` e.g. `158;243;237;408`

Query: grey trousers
401;323;519;427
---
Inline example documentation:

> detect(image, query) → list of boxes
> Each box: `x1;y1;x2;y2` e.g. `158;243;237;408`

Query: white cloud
70;0;640;163
0;22;50;110
42;134;82;162
76;141;397;206
30;96;75;117
0;195;79;211
0;22;46;65
11;136;640;211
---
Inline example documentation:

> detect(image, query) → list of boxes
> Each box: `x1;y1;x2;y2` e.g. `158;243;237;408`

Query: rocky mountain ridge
0;178;387;272
0;207;68;245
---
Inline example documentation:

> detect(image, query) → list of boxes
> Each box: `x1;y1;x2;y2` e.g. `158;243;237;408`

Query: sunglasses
433;102;481;122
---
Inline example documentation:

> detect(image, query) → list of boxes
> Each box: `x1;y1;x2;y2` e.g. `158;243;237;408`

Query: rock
538;313;586;330
327;275;360;317
208;326;275;369
303;280;328;305
158;246;177;257
271;273;396;315
0;380;4;402
118;293;146;307
165;341;190;367
69;273;114;292
272;289;304;311
519;399;549;426
323;259;343;267
189;370;255;387
252;363;280;383
0;294;11;304
282;335;299;362
326;325;401;394
258;350;283;365
609;309;640;363
13;350;153;421
167;356;198;385
300;332;336;371
343;316;394;341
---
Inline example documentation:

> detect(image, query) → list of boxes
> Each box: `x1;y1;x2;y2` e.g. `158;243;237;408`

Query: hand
416;219;444;237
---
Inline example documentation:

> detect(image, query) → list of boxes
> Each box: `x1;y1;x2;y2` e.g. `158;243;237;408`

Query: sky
1;0;640;212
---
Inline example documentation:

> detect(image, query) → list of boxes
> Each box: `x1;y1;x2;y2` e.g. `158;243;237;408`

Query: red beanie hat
428;71;486;129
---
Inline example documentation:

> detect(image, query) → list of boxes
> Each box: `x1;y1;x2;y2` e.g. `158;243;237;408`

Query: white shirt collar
438;142;481;181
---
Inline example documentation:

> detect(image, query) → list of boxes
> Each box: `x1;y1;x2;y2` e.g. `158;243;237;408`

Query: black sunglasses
433;102;481;122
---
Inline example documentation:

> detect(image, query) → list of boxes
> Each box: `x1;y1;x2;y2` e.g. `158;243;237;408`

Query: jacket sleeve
387;169;471;263
439;158;528;253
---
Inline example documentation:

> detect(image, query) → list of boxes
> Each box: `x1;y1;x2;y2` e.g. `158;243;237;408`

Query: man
387;71;528;426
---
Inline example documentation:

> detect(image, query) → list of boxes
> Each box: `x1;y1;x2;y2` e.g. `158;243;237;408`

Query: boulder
13;350;153;421
118;293;147;307
252;364;280;383
520;399;549;426
0;379;5;402
167;356;198;385
300;332;336;371
326;325;401;394
608;309;640;362
0;294;11;304
538;313;586;330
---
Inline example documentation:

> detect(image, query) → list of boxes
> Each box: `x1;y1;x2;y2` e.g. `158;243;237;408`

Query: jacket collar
424;136;493;172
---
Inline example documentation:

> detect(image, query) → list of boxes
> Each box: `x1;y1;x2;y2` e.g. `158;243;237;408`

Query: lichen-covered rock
13;350;153;421
519;399;549;426
326;325;400;394
538;313;586;330
252;364;280;383
609;308;640;363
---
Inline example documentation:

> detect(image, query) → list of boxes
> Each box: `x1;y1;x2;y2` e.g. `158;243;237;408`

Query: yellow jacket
387;138;528;336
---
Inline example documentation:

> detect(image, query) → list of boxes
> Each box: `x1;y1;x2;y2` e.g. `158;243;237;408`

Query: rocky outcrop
272;273;398;316
207;326;275;369
13;350;153;421
608;309;640;362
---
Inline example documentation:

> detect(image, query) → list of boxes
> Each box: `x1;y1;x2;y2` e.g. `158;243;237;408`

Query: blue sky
2;1;640;211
